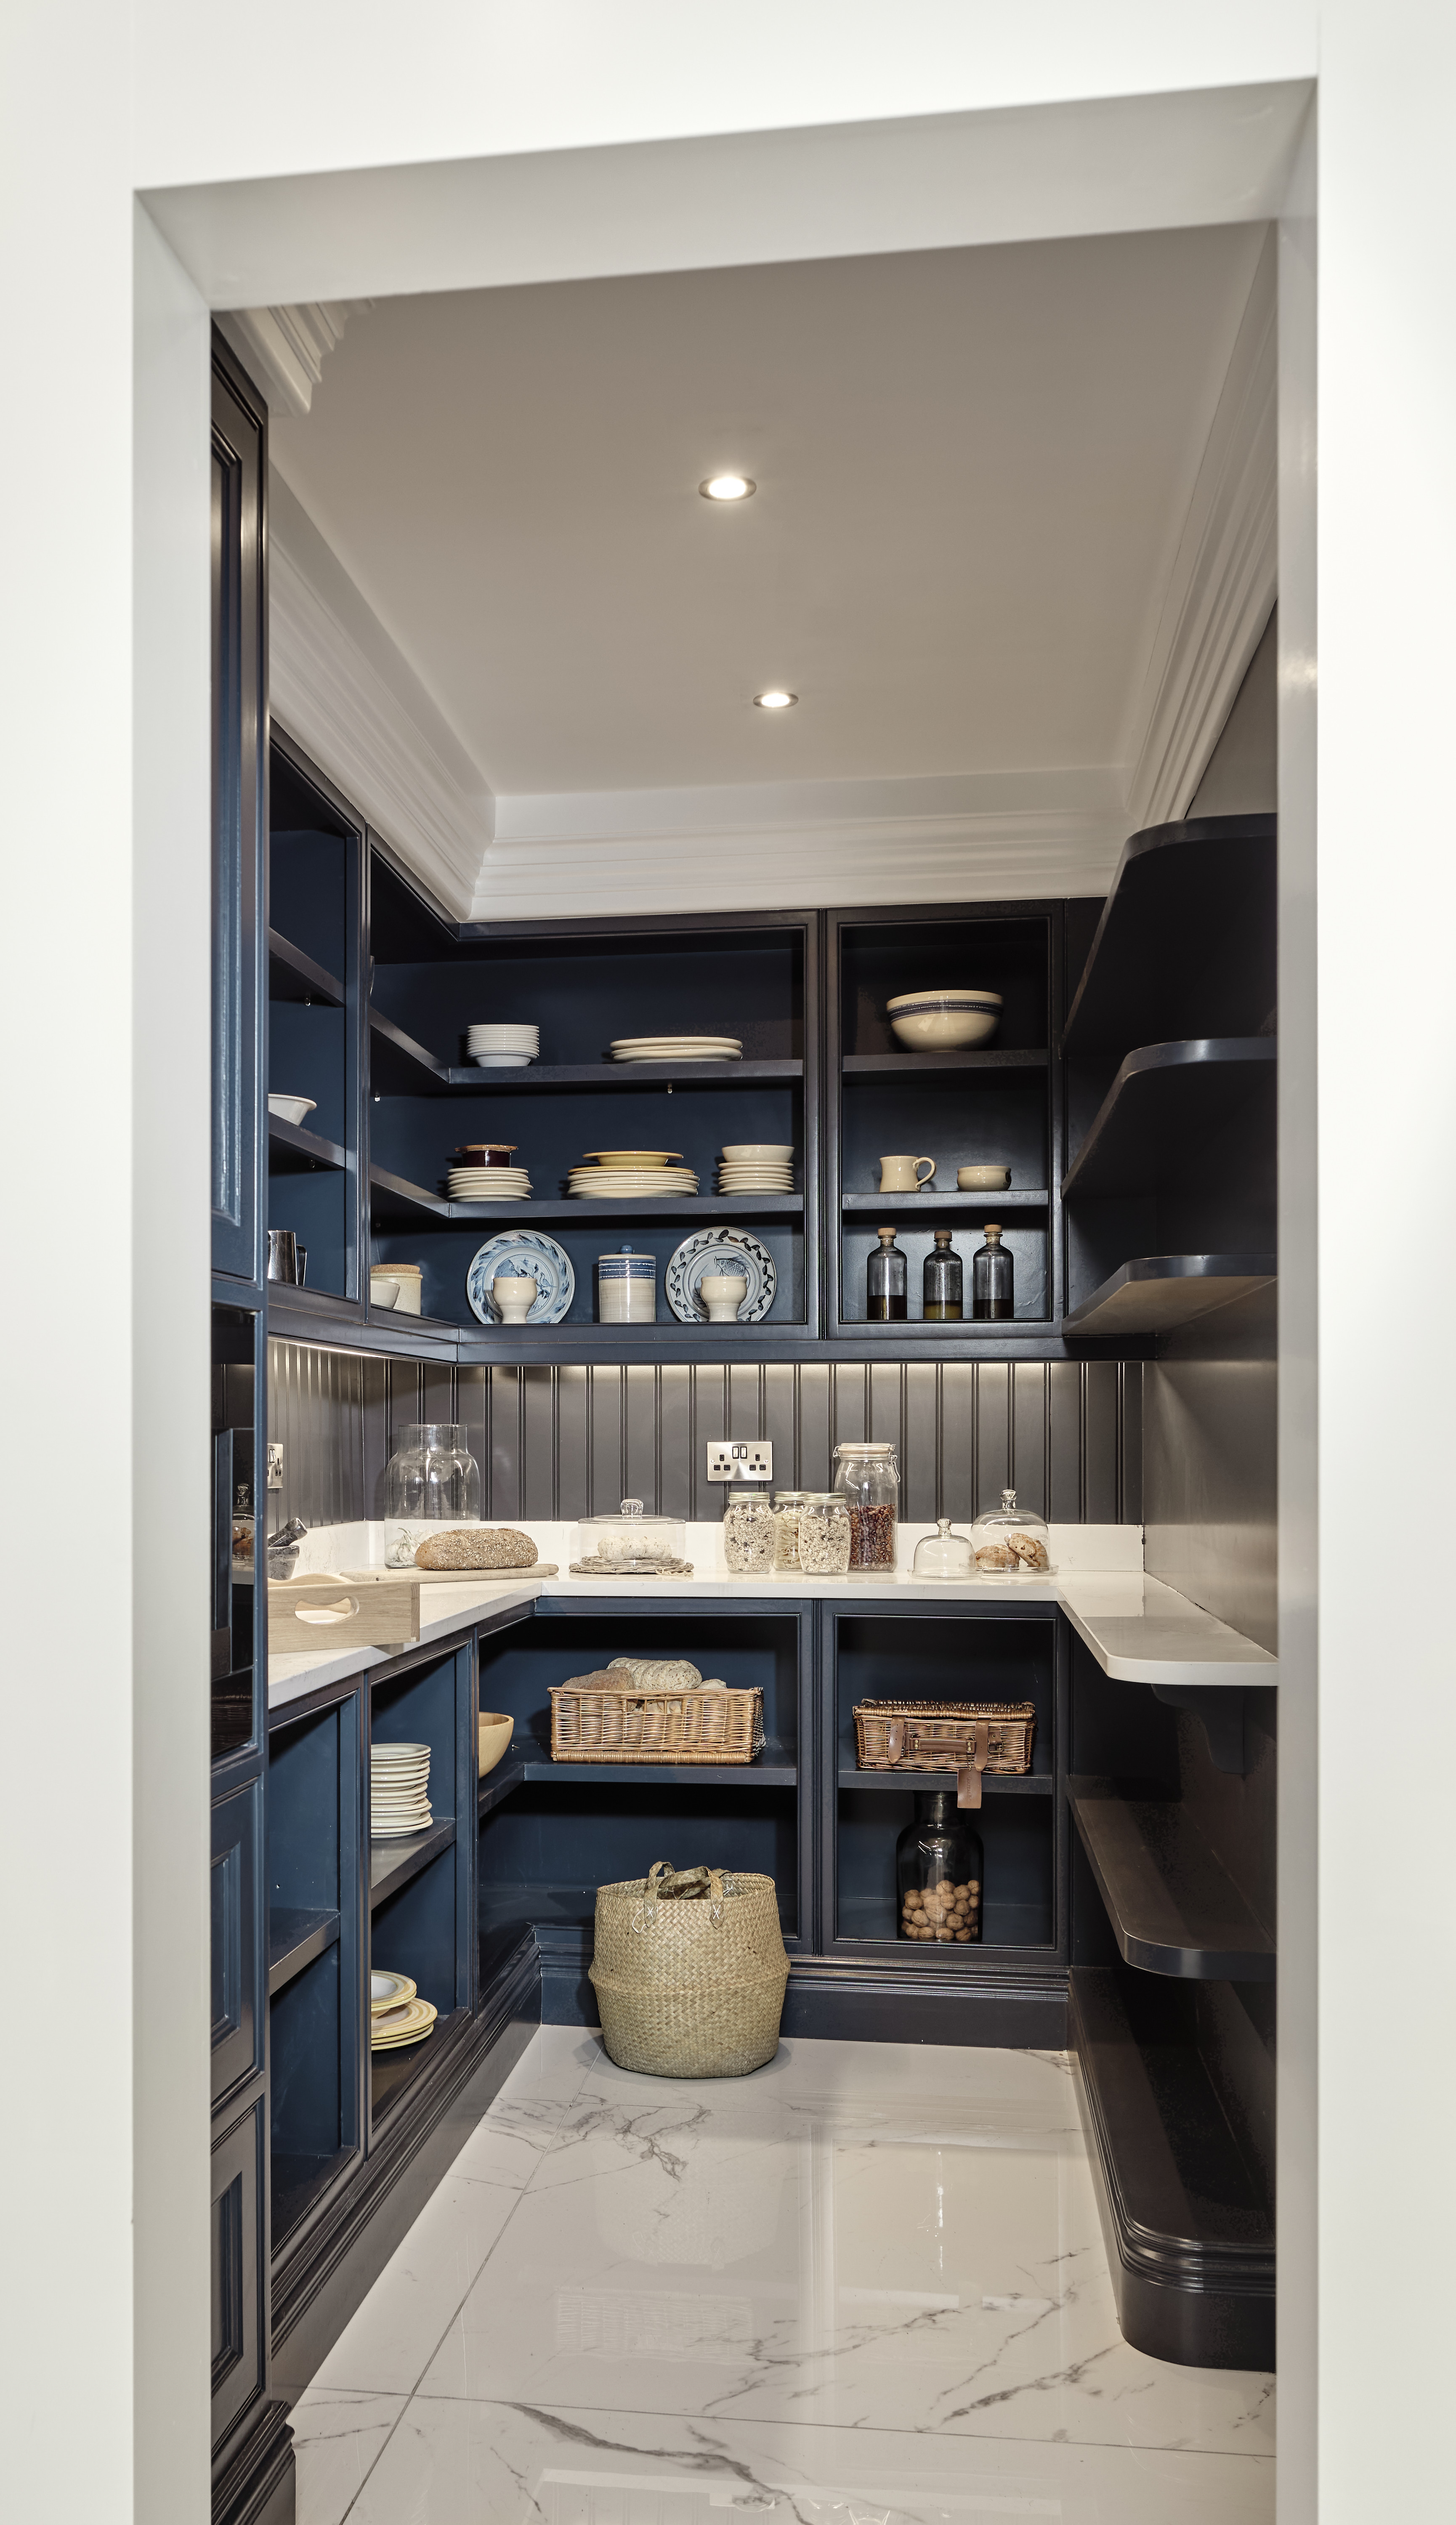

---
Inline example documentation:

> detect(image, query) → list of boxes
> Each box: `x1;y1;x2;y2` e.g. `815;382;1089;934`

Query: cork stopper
876;1225;898;1244
982;1222;1003;1241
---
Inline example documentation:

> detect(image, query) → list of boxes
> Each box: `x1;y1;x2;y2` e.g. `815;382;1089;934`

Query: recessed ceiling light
753;690;798;710
700;474;756;501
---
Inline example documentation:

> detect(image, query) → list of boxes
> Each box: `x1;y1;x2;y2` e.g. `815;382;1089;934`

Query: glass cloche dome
969;1488;1053;1576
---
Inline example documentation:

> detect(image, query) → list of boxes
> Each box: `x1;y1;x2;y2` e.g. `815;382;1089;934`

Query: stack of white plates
716;1142;794;1193
610;1036;741;1063
569;1160;700;1197
468;1023;539;1068
369;1972;438;2051
370;1741;433;1839
447;1165;533;1200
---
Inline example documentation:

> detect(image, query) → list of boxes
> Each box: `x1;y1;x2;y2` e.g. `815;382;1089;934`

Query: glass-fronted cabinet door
211;338;267;1286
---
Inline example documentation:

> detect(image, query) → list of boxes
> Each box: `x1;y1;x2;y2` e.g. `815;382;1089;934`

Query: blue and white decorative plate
466;1231;575;1326
664;1226;777;1325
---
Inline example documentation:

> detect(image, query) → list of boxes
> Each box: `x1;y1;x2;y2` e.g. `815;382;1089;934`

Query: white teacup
957;1165;1010;1191
492;1273;538;1324
699;1272;748;1323
879;1154;935;1191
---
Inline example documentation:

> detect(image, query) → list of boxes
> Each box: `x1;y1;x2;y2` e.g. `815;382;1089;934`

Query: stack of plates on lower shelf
448;1164;533;1200
467;1023;539;1067
369;1970;438;2052
569;1150;700;1198
370;1741;433;1839
609;1036;741;1062
716;1142;794;1193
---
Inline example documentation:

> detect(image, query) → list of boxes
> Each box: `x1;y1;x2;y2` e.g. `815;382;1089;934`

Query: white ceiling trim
218;300;371;417
1121;226;1278;829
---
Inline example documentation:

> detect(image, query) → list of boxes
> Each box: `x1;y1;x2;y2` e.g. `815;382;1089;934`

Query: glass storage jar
897;1790;983;1943
573;1498;687;1573
772;1491;807;1570
383;1423;482;1565
834;1439;901;1571
797;1493;852;1575
722;1481;777;1573
969;1487;1054;1575
972;1223;1015;1319
866;1225;907;1321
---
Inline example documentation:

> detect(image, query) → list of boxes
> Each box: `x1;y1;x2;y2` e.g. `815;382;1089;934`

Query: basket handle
645;1859;677;1903
645;1859;727;1923
956;1720;991;1810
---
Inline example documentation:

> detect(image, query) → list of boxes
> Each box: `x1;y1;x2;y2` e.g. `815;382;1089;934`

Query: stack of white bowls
467;1023;539;1068
370;1741;433;1839
716;1143;794;1193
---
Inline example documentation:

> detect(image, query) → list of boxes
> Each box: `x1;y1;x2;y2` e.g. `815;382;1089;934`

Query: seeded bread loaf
414;1526;538;1570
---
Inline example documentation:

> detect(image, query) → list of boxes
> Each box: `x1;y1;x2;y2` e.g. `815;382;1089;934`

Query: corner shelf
267;1906;342;1997
268;929;344;1007
369;1163;450;1221
438;1059;804;1090
369;1009;448;1094
267;1114;349;1173
1062;814;1276;1055
842;1191;1047;1212
520;1742;797;1789
1064;1255;1275;1339
368;1816;456;1909
842;1049;1048;1077
1070;1779;1275;1979
369;1169;802;1226
838;1768;1052;1795
1062;1039;1276;1202
371;2004;469;2125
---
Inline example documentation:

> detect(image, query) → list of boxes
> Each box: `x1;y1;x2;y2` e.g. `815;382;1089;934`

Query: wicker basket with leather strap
853;1698;1037;1808
589;1859;789;2078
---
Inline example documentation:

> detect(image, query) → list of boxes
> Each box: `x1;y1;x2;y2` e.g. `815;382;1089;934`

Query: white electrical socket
706;1440;773;1481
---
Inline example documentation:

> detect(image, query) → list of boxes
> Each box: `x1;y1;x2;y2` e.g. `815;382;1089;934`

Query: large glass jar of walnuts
895;1791;983;1943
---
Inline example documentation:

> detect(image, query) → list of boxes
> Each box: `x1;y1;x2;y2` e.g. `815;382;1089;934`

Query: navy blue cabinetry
211;340;267;1294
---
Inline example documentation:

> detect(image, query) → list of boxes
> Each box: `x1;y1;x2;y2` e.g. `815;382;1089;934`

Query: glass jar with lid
797;1493;852;1575
911;1517;974;1579
722;1478;777;1573
384;1423;482;1565
969;1486;1053;1575
572;1498;687;1573
772;1490;806;1570
897;1791;983;1943
833;1439;901;1570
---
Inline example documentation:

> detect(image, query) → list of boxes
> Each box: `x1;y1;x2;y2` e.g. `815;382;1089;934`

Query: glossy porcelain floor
290;2028;1275;2525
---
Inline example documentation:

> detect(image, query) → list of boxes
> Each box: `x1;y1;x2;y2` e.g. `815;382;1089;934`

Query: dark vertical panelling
834;1364;868;1450
420;1357;455;1429
488;1367;521;1519
1012;1364;1049;1517
590;1366;624;1512
657;1366;693;1518
361;1357;390;1521
762;1364;799;1489
1119;1360;1144;1523
691;1368;729;1520
1047;1361;1084;1522
1082;1362;1120;1522
624;1367;659;1508
727;1362;763;1439
521;1367;556;1521
457;1362;488;1509
798;1364;832;1491
903;1364;939;1520
975;1364;1011;1509
941;1363;976;1520
556;1366;590;1518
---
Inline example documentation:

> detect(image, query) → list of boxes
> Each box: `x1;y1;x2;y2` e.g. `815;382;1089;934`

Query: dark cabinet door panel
211;2097;266;2452
212;1779;263;2105
211;342;267;1285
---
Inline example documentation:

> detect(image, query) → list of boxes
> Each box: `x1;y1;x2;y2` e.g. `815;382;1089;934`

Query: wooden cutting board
340;1564;558;1583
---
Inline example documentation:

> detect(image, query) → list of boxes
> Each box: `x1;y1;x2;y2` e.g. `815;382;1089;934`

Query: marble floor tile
288;2387;405;2525
343;2395;1276;2525
313;2173;522;2395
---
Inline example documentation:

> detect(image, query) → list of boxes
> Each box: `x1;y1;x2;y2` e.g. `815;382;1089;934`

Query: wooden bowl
478;1712;515;1775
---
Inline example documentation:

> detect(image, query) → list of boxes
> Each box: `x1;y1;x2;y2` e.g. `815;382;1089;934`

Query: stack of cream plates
468;1023;539;1068
716;1142;794;1193
370;1741;433;1839
569;1149;699;1198
370;1972;438;2051
610;1036;741;1063
447;1164;533;1200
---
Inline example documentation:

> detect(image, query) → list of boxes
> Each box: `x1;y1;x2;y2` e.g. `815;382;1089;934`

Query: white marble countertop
266;1518;1275;1712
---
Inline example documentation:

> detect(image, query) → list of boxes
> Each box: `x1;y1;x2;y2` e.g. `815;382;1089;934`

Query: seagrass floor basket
589;1860;790;2078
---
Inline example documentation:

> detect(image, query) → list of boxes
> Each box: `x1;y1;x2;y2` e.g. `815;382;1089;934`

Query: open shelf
268;1114;348;1172
842;1190;1047;1212
1062;1039;1277;1202
369;1163;451;1220
268;928;344;1007
1064;1255;1276;1339
368;1816;456;1909
371;2004;468;2126
838;1768;1051;1795
450;1195;802;1224
1071;1780;1275;1979
1069;1965;1275;2368
438;1059;803;1089
272;2147;355;2251
267;1906;342;1997
369;1008;448;1093
1062;814;1277;1056
842;1049;1048;1076
521;1741;797;1788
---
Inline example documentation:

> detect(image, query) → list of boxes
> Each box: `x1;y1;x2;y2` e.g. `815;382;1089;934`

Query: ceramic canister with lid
597;1246;656;1324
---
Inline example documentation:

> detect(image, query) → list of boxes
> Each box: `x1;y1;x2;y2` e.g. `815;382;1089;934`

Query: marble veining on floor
289;2028;1275;2524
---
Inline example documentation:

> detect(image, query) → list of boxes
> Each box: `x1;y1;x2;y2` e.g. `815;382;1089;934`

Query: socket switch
706;1440;773;1483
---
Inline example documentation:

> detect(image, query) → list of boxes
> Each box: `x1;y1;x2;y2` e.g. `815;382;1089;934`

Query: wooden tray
268;1573;421;1649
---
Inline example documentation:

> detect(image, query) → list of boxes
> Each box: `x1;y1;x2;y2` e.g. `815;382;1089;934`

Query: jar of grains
772;1491;807;1570
833;1439;901;1571
797;1494;852;1574
722;1482;777;1573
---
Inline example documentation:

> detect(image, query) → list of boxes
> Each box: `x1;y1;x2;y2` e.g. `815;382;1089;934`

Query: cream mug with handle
879;1154;936;1192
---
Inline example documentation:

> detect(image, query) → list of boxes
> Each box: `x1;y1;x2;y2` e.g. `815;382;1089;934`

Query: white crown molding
268;478;493;917
218;300;370;418
1121;227;1278;831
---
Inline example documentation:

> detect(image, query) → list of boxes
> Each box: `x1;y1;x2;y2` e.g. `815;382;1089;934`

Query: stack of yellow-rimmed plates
716;1142;794;1193
610;1036;741;1062
569;1166;699;1197
447;1166;533;1200
371;1995;438;2050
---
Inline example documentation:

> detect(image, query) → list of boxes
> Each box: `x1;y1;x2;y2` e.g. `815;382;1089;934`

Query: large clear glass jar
897;1790;983;1943
970;1487;1054;1575
834;1439;901;1571
722;1483;776;1573
574;1498;687;1571
797;1494;852;1575
772;1491;806;1569
384;1423;481;1565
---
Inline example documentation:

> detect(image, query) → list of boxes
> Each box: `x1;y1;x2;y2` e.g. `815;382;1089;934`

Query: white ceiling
271;225;1266;799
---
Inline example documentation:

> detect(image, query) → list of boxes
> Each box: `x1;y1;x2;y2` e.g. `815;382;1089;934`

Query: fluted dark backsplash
268;1343;1143;1533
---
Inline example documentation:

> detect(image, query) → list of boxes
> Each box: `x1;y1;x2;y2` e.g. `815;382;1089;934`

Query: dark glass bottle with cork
923;1228;962;1321
896;1791;983;1942
866;1226;907;1321
972;1223;1014;1320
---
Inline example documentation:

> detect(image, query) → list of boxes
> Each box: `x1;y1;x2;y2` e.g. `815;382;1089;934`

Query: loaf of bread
608;1656;702;1692
414;1526;538;1570
1007;1531;1051;1570
975;1542;1018;1571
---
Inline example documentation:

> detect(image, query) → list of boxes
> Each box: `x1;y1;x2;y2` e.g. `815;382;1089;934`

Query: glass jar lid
578;1496;680;1533
773;1490;806;1505
912;1517;974;1578
834;1440;896;1456
969;1487;1053;1574
800;1491;846;1507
